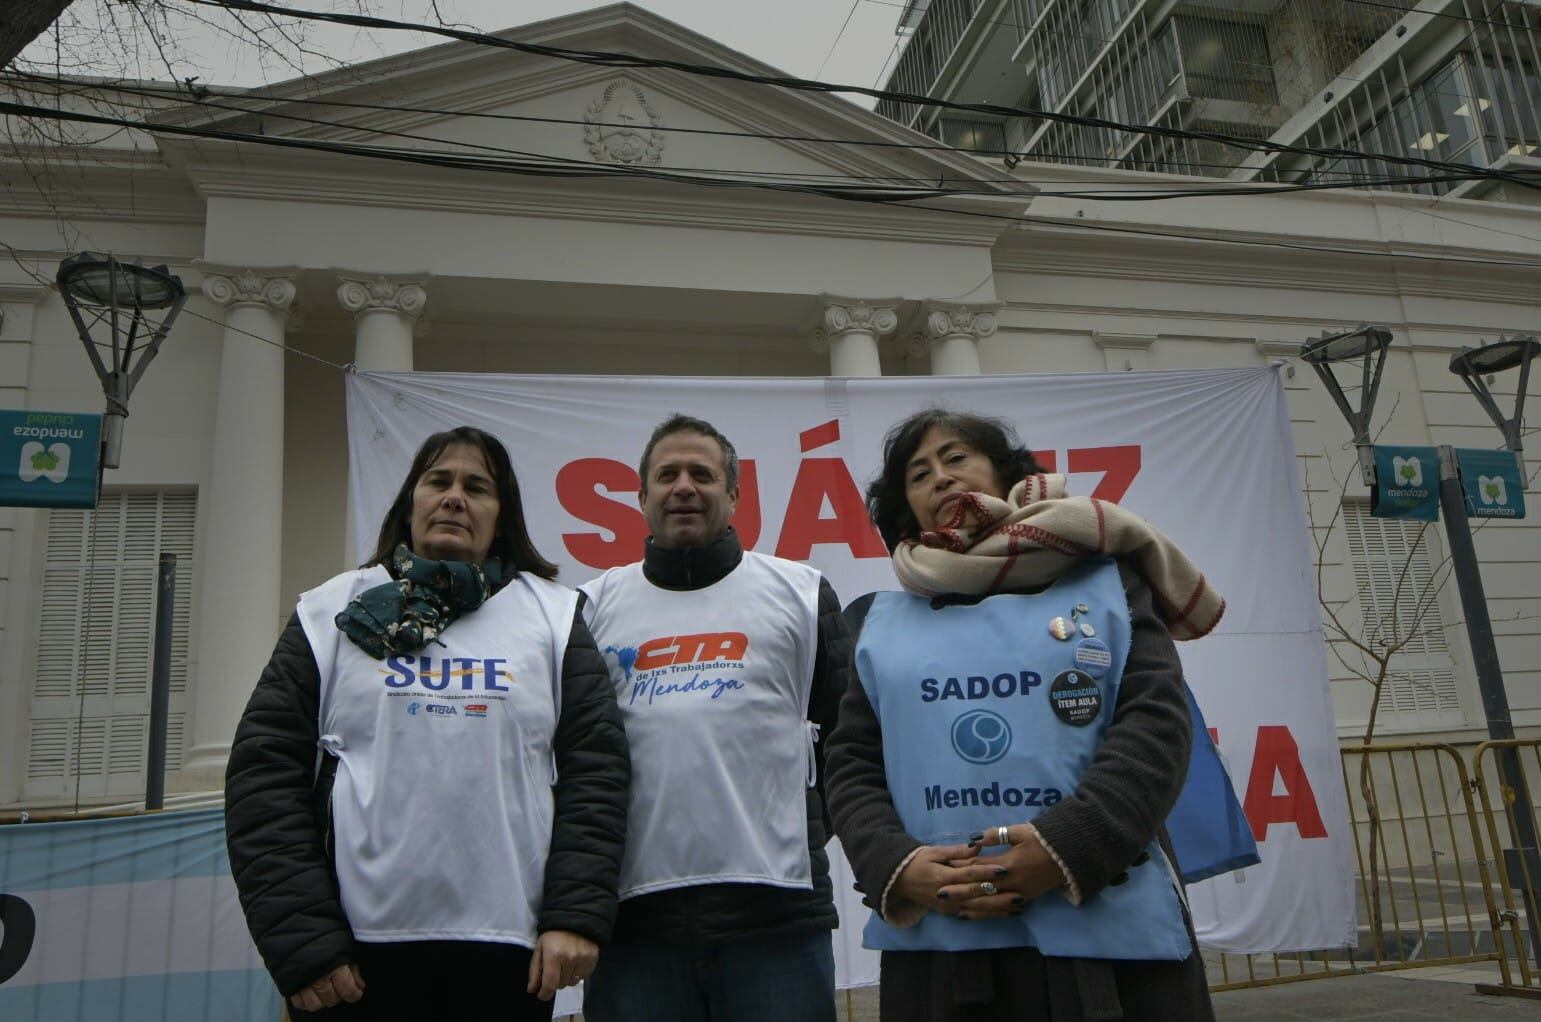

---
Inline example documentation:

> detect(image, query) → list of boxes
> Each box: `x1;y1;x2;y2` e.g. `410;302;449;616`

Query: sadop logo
18;441;70;483
951;709;1012;765
1392;455;1423;487
1479;475;1509;506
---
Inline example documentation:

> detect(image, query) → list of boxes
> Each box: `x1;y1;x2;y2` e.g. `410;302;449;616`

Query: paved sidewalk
1211;965;1541;1020
835;962;1541;1020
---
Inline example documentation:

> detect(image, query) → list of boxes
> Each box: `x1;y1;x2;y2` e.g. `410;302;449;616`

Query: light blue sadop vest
855;558;1192;959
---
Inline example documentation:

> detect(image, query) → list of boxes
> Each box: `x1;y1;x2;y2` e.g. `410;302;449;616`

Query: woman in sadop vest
225;427;628;1021
827;409;1228;1021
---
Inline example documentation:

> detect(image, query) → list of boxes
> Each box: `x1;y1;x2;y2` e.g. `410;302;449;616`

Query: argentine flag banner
0;809;279;1021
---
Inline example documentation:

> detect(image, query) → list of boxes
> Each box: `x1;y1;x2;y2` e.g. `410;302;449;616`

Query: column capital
920;299;1002;342
335;272;430;320
195;263;299;312
813;294;901;354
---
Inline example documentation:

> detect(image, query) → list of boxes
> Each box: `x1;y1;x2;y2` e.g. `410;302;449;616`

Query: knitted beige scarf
891;474;1225;641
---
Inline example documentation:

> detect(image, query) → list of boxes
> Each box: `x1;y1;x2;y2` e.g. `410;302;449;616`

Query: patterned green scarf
335;545;510;659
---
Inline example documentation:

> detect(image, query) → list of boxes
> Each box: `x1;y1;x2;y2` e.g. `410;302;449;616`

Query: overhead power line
4;72;1502;197
172;0;1541;192
4;95;1540;270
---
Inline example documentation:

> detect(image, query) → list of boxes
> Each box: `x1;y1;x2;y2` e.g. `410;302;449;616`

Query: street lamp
1299;325;1394;486
1449;335;1539;462
1304;326;1541;970
56;252;187;469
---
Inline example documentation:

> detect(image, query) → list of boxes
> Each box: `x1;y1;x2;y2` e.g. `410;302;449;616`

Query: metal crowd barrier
1471;739;1541;998
1209;742;1503;991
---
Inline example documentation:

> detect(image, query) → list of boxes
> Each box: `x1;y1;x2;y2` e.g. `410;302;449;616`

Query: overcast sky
24;1;905;108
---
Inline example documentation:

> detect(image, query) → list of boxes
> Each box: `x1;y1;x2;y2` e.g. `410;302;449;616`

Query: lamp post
56;252;187;469
1299;324;1393;487
1301;327;1541;964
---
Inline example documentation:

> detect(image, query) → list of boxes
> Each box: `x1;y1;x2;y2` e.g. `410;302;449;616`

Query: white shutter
24;491;198;803
1340;502;1462;721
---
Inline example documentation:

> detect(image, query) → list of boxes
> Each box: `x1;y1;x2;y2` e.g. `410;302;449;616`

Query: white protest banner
345;366;1358;967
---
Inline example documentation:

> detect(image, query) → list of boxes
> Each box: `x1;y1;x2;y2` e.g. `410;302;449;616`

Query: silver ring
979;880;998;896
997;825;1010;846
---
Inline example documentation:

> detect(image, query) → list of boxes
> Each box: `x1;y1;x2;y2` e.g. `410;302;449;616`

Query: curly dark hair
866;409;1042;551
364;425;558;579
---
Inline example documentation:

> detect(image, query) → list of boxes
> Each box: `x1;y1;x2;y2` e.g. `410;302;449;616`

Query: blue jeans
584;931;836;1022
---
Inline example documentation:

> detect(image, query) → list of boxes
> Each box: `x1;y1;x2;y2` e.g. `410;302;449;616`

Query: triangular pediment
164;3;1021;199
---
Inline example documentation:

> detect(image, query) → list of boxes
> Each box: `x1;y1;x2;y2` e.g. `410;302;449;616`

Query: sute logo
634;632;749;672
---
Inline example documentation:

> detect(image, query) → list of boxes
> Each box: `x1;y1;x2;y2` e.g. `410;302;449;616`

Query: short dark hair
638;413;740;491
866;408;1042;551
365;425;558;579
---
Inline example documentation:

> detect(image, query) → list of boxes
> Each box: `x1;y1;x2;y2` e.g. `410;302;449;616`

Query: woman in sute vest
826;409;1226;1022
225;426;628;1021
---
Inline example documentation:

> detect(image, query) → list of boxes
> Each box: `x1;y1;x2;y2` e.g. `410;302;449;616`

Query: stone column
812;294;898;377
915;300;1001;376
336;273;428;372
336;274;427;567
183;267;296;787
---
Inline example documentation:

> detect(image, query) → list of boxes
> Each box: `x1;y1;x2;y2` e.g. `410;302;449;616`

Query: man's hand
289;963;365;1012
527;929;599;1002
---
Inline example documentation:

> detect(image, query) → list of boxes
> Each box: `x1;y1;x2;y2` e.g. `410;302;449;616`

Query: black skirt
877;944;1214;1022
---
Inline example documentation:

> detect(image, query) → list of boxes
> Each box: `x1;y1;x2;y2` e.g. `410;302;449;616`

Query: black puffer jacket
225;587;628;998
607;530;853;945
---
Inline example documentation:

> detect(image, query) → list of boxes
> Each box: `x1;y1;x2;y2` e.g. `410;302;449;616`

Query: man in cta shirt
579;414;852;1022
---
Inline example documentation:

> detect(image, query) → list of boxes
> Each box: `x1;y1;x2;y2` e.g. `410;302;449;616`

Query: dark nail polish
958;912;972;921
994;866;1008;876
967;832;984;843
938;891;949;900
1011;896;1026;908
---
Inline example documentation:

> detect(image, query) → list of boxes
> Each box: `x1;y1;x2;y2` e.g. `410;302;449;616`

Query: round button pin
1049;669;1102;727
1072;637;1113;679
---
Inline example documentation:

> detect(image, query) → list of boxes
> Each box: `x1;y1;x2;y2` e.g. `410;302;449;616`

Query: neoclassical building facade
1;4;1538;808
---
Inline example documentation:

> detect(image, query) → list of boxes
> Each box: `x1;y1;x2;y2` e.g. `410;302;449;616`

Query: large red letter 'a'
1243;725;1328;841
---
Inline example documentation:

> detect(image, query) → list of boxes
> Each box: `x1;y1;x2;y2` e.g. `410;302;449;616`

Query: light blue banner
0;809;280;1022
0;410;101;509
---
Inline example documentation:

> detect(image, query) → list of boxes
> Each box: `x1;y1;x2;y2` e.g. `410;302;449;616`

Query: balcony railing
876;0;987;125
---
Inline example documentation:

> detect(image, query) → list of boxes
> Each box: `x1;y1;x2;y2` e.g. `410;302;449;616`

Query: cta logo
633;632;748;672
1392;455;1423;487
951;709;1012;765
465;704;488;718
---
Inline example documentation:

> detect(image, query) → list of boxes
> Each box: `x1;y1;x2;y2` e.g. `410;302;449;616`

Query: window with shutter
1340;501;1463;724
24;491;197;803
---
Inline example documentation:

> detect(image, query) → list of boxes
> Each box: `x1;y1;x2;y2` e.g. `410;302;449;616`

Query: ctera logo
425;703;457;716
1479;476;1508;506
951;709;1013;765
1392;455;1422;487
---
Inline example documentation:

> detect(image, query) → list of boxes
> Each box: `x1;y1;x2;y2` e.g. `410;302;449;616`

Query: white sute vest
297;565;578;946
579;551;822;899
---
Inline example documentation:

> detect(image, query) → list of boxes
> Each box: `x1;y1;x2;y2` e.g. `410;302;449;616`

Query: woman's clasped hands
894;824;1067;921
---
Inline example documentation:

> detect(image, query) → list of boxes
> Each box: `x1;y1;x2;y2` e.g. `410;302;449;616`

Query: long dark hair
866;409;1042;551
364;426;558;579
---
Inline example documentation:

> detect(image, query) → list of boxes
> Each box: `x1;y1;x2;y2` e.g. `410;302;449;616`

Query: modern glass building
877;0;1541;201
